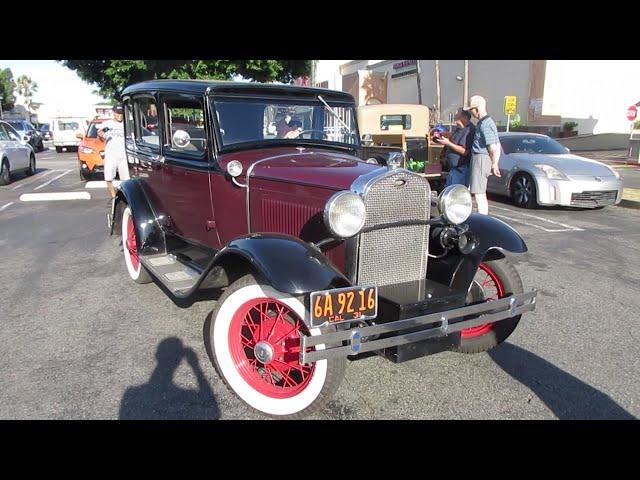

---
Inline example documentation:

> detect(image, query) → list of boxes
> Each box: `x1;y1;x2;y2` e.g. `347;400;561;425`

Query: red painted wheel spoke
461;263;506;339
229;297;316;398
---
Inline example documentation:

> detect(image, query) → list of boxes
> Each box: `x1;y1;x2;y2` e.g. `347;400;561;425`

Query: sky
0;60;109;124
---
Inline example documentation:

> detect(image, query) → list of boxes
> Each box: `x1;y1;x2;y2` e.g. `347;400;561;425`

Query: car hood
508;153;616;176
220;147;379;191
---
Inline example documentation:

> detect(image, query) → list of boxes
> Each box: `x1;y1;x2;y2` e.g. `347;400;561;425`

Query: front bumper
300;289;537;364
536;175;622;207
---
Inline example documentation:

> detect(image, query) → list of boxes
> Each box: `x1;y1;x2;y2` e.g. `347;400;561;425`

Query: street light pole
416;60;423;105
463;60;469;107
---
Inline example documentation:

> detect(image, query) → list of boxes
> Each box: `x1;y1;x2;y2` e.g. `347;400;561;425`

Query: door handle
149;155;165;169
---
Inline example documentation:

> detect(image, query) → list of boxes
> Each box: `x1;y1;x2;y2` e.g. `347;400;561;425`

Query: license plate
310;285;377;327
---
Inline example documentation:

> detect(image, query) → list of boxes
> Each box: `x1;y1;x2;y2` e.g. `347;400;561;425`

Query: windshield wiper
317;95;352;133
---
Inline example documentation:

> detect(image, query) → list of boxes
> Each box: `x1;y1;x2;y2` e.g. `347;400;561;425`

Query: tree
0;67;16;112
61;60;311;101
16;75;38;115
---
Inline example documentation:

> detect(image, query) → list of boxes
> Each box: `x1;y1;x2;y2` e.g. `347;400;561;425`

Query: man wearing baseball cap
463;95;501;215
97;103;129;201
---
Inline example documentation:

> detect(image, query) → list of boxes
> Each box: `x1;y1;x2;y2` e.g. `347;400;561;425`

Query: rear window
381;114;411;131
57;120;81;131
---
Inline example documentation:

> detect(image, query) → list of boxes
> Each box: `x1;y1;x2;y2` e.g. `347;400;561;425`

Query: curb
619;199;640;210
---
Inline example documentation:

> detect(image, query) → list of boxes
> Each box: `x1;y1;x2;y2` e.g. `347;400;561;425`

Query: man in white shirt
97;104;129;199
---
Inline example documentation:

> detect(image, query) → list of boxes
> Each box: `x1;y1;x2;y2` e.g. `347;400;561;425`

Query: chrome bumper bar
300;290;537;364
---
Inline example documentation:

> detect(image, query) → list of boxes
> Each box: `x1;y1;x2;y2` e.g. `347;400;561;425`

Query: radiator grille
356;170;431;287
570;190;618;207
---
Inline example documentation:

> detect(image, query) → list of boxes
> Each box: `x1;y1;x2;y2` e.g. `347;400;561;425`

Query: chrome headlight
324;191;366;238
438;184;473;225
534;164;569;180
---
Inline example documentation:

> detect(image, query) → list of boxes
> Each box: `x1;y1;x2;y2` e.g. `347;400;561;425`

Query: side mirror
76;132;84;139
564;147;570;154
172;129;191;149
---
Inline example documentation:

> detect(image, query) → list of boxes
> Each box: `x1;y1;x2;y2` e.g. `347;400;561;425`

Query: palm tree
16;75;38;115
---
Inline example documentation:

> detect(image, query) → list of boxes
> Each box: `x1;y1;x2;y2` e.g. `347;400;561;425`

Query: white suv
0;120;36;186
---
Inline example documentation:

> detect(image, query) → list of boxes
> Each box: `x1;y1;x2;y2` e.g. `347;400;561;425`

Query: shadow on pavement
489;342;635;419
119;337;220;419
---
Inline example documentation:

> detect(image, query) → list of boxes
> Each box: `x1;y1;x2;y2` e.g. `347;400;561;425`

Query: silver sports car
488;133;623;208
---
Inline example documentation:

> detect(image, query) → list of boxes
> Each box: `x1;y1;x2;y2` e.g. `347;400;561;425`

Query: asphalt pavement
0;148;638;419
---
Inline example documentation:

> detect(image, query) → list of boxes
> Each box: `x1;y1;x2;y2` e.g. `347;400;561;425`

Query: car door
2;123;28;170
124;94;167;221
159;93;220;248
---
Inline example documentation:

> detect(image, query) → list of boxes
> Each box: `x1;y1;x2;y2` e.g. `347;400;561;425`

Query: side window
133;96;160;150
162;95;206;160
124;100;135;149
0;124;9;141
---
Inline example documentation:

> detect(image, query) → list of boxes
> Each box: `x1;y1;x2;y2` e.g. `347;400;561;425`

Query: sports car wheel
0;160;10;186
208;274;345;418
455;258;524;354
510;172;538;209
121;205;152;284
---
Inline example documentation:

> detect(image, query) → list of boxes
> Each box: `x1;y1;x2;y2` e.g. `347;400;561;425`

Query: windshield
213;97;358;149
8;121;24;131
86;122;102;138
500;135;567;155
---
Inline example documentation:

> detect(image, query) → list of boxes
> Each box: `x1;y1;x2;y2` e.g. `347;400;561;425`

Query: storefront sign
392;60;418;78
504;96;517;115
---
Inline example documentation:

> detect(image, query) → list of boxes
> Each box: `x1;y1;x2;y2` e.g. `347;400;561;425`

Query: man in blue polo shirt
464;95;502;215
436;107;475;187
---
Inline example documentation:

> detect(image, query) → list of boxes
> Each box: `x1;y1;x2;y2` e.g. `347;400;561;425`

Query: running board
141;253;202;296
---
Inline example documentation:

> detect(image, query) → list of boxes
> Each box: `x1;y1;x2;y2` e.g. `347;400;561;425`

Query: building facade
314;60;640;135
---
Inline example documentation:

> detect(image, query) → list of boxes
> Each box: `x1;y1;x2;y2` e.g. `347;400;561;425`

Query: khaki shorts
104;155;130;182
470;154;491;194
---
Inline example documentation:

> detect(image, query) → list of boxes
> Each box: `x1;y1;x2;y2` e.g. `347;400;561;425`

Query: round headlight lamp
324;191;366;238
438;184;473;225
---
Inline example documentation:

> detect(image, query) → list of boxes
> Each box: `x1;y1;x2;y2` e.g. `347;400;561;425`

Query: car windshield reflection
501;135;567;155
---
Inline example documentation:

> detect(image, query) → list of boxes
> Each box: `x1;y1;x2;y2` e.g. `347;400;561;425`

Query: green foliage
563;121;578;130
16;75;38;113
634;120;640;130
407;158;425;172
61;60;311;101
0;67;16;111
509;113;521;129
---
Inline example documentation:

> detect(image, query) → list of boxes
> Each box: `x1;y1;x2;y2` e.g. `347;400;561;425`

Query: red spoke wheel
228;297;315;398
121;205;152;284
461;262;505;339
208;274;346;418
455;258;524;354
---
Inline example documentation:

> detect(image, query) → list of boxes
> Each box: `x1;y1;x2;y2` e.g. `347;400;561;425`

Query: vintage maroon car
110;80;537;418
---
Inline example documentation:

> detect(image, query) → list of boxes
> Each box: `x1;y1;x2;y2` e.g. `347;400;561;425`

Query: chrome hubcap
254;341;274;365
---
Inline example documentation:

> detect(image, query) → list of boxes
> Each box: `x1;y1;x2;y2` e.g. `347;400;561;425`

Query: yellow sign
504;96;517;115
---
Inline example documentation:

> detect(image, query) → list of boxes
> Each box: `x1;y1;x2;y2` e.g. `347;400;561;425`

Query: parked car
77;117;108;180
39;123;52;141
0;120;37;185
6;119;45;152
109;80;537;418
52;117;86;152
489;133;623;208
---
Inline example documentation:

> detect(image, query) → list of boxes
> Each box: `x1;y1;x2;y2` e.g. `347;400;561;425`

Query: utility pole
416;60;423;105
463;60;469;107
435;60;441;123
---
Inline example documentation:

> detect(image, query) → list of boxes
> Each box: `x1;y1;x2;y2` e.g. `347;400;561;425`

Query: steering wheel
296;129;328;139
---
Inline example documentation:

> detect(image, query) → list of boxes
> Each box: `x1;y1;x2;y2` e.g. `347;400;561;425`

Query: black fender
428;213;527;292
112;178;165;255
208;233;350;296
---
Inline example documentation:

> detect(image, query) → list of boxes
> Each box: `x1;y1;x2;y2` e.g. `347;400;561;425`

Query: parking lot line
490;205;584;231
12;169;58;190
0;202;14;211
19;192;92;202
492;213;577;233
85;180;121;189
33;170;73;191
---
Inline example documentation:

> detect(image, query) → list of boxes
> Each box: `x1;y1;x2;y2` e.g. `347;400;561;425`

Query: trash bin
628;130;640;162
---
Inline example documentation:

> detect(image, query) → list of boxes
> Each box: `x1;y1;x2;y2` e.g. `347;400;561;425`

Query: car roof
122;79;355;103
